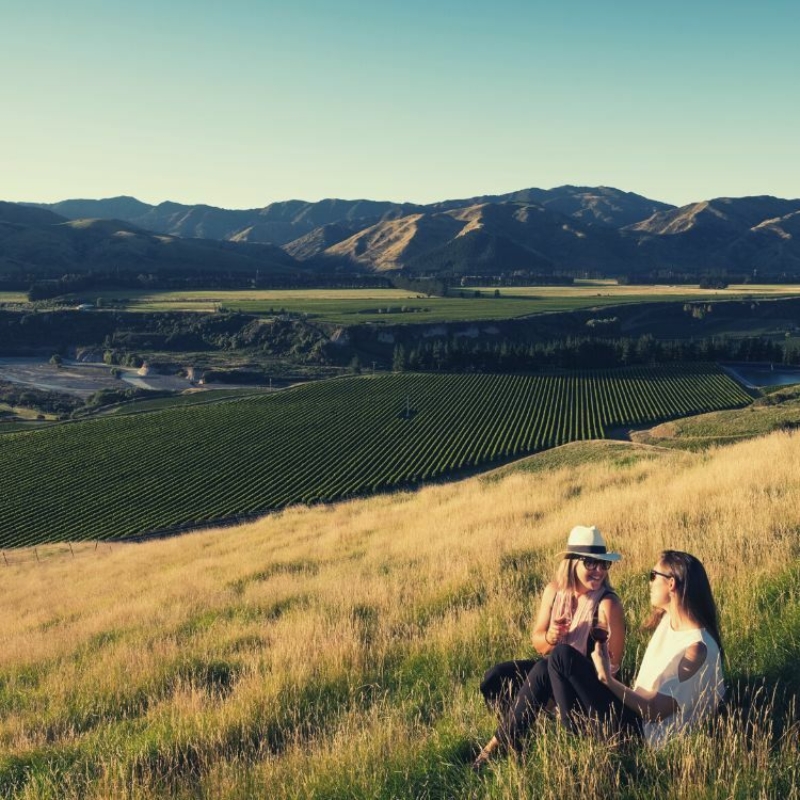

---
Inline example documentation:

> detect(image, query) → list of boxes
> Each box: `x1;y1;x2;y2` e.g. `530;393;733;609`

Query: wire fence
1;540;122;565
0;511;270;565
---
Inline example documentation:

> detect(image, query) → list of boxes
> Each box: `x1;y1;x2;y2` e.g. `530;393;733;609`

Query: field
0;365;752;548
0;292;27;306
20;282;800;325
630;384;800;449
0;430;798;798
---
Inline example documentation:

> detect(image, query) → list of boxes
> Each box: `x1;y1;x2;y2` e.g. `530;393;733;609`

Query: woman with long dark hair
547;550;725;748
472;525;625;768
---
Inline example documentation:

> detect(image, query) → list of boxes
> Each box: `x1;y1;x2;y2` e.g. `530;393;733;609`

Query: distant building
186;367;204;384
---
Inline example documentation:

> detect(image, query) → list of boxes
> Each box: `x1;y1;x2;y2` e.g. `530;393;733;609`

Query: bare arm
592;641;707;721
531;582;566;656
599;595;626;675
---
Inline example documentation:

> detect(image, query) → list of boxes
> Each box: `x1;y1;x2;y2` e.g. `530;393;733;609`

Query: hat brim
560;550;622;562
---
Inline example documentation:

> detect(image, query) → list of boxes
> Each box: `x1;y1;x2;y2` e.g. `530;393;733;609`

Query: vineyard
0;364;751;548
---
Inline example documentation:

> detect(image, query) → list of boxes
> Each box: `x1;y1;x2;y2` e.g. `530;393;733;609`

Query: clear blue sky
2;0;798;209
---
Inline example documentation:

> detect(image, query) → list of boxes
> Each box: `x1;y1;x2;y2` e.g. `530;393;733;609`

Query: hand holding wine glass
591;619;609;644
590;612;613;680
549;592;573;644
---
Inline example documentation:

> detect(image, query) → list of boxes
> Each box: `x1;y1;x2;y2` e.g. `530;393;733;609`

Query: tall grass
1;433;799;798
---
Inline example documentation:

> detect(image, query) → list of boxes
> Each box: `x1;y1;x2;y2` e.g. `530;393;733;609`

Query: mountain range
3;186;800;281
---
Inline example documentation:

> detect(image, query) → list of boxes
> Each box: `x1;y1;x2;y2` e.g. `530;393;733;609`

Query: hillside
0;210;302;280
16;189;800;278
624;196;800;273
432;185;675;228
0;431;797;798
32;196;426;246
280;222;366;260
0;366;751;547
320;202;633;273
321;211;466;270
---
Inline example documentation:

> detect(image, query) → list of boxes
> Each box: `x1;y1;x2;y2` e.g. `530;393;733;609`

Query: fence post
2;551;7;567
69;543;75;557
34;547;39;562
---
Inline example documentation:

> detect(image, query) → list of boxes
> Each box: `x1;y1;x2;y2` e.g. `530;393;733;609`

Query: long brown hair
647;550;723;656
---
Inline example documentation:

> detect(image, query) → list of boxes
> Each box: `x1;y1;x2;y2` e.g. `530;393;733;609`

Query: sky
2;0;798;209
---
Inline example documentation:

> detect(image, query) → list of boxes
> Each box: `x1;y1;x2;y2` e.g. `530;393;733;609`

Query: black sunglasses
573;556;611;571
649;569;674;582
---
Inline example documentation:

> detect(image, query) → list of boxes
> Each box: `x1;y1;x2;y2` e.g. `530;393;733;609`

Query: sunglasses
574;556;611;571
649;569;674;582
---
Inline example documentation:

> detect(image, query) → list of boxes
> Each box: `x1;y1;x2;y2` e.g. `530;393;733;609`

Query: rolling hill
0;209;302;280
0;427;798;798
623;196;800;273
13;188;800;279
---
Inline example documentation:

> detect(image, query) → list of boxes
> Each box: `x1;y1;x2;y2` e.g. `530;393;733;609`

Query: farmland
10;282;800;325
0;364;751;548
0;427;798;799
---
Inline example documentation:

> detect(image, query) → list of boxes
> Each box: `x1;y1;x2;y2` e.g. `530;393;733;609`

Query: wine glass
552;592;573;642
590;619;609;644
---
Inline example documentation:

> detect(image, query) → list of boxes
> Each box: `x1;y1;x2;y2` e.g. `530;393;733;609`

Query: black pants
547;644;642;737
480;658;553;750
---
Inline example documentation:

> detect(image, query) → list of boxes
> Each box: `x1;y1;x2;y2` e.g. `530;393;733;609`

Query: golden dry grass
1;433;799;797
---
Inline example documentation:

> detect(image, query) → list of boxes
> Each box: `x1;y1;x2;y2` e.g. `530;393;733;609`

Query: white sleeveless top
634;613;725;749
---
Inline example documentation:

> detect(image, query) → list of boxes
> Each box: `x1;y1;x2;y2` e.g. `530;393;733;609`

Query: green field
0;365;752;548
0;429;798;799
41;283;800;324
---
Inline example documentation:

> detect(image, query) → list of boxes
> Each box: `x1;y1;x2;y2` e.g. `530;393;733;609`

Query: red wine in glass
591;622;609;644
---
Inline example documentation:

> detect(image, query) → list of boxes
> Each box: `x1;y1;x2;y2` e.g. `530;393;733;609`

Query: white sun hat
560;525;622;562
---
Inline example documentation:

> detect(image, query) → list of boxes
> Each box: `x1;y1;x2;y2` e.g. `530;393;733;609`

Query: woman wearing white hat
473;525;625;769
548;550;725;748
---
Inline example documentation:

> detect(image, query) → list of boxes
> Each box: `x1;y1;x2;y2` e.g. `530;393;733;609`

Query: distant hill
30;196;426;246
319;202;633;273
0;201;67;227
282;222;368;261
16;188;800;279
623;196;800;273
0;208;301;281
36;196;153;221
432;185;674;229
726;210;800;273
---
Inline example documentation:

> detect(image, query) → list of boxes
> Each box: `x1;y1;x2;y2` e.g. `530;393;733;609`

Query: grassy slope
0;367;752;547
632;384;800;449
0;433;799;798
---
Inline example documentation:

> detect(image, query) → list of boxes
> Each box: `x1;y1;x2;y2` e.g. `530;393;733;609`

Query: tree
392;345;407;372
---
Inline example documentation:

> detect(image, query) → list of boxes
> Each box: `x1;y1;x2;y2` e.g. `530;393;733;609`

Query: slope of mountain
626;196;800;237
134;202;258;242
624;196;800;271
433;185;674;229
31;197;426;246
0;202;67;227
404;228;554;274
32;196;153;221
321;202;633;273
322;211;466;270
282;222;368;261
0;210;300;279
30;187;669;244
17;189;800;278
725;210;800;273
